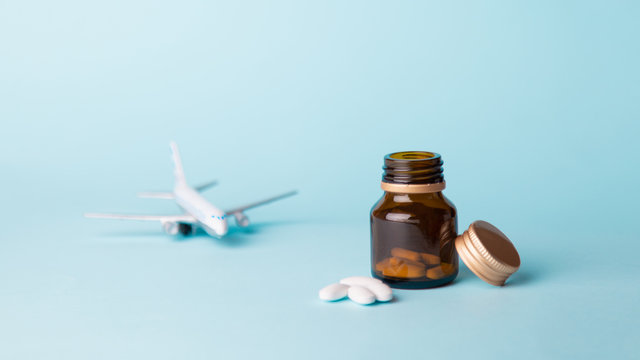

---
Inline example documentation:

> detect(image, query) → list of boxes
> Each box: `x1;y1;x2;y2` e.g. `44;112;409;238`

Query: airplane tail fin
170;141;187;186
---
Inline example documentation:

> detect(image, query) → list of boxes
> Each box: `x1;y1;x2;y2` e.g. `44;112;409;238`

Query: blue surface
1;1;638;359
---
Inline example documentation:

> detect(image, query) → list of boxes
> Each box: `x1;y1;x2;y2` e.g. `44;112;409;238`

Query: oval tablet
318;283;349;301
347;285;376;305
367;282;393;302
339;276;383;288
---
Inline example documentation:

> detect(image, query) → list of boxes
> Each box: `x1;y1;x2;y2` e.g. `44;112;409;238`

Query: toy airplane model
85;142;297;238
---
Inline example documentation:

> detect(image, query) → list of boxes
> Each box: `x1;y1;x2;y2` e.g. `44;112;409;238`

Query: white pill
347;285;376;305
339;276;383;288
318;283;349;301
367;282;393;302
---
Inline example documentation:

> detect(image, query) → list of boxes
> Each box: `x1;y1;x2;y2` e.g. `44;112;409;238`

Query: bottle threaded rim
382;151;444;185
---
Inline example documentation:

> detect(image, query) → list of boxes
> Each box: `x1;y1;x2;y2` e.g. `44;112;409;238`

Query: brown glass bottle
370;151;458;289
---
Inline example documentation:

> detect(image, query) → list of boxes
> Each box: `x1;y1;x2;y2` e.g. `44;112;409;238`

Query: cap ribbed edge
455;221;520;286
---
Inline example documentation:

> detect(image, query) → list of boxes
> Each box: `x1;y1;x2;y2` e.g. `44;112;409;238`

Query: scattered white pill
318;283;349;301
340;276;392;302
367;282;393;302
347;285;376;305
320;276;394;305
339;276;383;288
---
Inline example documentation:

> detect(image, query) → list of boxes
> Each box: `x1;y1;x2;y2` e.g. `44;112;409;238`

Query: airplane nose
219;222;228;236
205;220;228;237
204;226;218;237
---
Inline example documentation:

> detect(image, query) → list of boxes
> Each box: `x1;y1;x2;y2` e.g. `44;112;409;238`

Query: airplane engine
178;223;194;235
162;221;195;235
234;212;250;227
162;221;179;235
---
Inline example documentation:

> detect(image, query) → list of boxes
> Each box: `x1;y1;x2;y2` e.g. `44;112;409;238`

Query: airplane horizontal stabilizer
194;179;218;192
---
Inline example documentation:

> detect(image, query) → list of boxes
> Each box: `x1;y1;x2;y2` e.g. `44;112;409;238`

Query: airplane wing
84;213;196;223
225;191;297;215
137;192;175;199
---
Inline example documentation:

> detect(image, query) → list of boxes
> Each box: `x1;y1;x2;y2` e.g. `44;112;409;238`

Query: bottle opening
388;151;436;160
383;151;444;185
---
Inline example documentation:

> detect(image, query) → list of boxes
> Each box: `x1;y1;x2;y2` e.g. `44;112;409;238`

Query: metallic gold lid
455;221;521;286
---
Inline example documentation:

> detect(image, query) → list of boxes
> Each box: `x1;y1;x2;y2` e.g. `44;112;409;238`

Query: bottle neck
382;151;445;185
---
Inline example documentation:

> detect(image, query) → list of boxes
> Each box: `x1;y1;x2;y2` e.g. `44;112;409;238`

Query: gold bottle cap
455;220;521;286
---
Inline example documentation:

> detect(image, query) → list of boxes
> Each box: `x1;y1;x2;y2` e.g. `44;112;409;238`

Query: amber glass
370;152;458;289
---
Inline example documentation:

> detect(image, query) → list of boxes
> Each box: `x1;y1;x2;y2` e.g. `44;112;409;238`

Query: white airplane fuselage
174;184;228;237
84;142;296;237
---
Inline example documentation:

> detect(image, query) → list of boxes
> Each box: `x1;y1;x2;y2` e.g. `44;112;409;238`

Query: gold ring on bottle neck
380;181;446;194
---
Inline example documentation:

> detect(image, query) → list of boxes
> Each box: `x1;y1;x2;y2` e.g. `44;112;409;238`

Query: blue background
1;1;638;359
